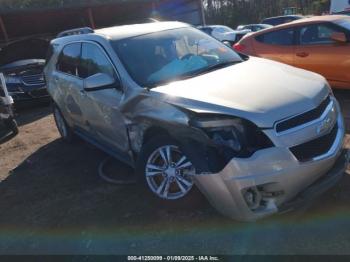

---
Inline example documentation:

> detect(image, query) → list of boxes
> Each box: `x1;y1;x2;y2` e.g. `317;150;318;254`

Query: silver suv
45;22;348;221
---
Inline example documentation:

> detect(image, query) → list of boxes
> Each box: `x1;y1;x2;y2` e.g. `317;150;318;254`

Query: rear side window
79;43;116;79
56;43;81;76
256;28;295;45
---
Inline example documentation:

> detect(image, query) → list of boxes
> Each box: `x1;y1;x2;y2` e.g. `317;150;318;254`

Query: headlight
190;115;273;158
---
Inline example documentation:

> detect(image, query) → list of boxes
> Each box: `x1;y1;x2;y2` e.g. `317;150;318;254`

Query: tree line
204;0;331;27
0;0;331;29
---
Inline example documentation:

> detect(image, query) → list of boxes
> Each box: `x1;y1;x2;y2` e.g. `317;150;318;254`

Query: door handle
296;52;309;58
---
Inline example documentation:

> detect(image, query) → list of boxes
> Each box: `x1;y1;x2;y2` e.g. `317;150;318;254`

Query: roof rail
56;27;94;38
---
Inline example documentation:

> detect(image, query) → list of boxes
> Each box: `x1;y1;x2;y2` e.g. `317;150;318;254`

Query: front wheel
136;136;202;205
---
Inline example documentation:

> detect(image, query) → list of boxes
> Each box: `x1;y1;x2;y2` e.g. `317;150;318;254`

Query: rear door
294;22;350;88
54;43;86;129
253;27;296;65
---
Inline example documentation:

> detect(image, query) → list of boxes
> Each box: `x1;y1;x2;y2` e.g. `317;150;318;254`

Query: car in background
261;15;303;26
237;24;272;32
0;73;18;138
330;0;350;15
0;38;50;107
45;22;347;221
234;15;350;89
198;25;250;45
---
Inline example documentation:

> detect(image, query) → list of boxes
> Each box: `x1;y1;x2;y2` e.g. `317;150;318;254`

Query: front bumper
279;149;349;213
193;97;348;222
8;86;50;104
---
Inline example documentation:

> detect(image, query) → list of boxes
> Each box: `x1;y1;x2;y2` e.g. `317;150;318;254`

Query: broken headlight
190;115;274;158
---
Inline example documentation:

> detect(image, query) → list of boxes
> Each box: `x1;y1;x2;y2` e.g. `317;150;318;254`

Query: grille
21;74;46;86
290;123;338;162
276;96;331;133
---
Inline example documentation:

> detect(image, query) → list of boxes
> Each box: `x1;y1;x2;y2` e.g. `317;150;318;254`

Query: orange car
234;15;350;89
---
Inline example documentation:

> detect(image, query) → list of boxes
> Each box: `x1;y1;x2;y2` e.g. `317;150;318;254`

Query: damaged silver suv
45;22;348;221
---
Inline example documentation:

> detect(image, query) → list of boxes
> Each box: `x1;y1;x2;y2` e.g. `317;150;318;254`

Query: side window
256;28;295;45
201;28;213;35
269;18;281;26
56;43;81;76
283;18;294;24
80;43;116;79
299;23;345;45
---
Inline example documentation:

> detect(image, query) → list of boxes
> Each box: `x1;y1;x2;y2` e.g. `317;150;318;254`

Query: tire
53;104;74;143
136;135;204;208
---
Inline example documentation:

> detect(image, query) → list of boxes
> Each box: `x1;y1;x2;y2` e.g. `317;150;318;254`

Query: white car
198;25;250;45
0;73;18;136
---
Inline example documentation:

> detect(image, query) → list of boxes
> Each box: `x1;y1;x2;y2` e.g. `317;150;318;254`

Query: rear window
256;28;295;45
262;18;284;26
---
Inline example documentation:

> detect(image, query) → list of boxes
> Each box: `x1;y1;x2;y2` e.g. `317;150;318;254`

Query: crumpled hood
0;38;48;68
152;57;329;128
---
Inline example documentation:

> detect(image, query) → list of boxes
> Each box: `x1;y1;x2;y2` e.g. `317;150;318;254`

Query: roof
255;15;350;34
263;15;304;20
288;15;350;25
95;21;190;40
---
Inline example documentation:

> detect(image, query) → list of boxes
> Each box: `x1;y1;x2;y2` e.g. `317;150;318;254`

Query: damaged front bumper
193;113;348;221
194;148;348;221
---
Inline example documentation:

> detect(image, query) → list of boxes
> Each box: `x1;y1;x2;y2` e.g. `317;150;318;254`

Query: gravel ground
0;91;350;255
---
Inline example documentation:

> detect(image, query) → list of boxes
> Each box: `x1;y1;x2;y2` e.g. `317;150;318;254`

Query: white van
331;0;350;14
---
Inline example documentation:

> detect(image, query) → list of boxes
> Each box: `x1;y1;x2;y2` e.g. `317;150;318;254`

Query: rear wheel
5;118;18;136
53;105;74;143
136;135;204;207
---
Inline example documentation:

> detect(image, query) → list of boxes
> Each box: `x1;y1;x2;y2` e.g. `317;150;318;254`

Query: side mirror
83;73;120;92
331;32;347;43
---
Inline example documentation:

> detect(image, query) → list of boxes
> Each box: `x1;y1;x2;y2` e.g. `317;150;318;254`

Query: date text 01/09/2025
127;256;220;261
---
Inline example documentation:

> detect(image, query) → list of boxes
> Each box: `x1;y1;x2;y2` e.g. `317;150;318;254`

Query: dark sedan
0;38;50;107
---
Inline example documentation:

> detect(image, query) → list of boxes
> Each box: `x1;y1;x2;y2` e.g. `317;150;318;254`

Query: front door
78;42;130;154
295;22;350;88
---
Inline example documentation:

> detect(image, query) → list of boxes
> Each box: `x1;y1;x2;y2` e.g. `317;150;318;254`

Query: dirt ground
1;91;350;255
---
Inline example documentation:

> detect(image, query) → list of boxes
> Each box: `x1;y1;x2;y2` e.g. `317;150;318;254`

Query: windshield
215;26;234;33
337;19;350;30
112;27;242;88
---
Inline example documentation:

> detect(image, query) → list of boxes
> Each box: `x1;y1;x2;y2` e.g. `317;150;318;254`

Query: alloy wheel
145;145;195;200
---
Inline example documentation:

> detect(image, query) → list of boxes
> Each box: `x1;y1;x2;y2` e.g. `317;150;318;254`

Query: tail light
233;43;246;53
